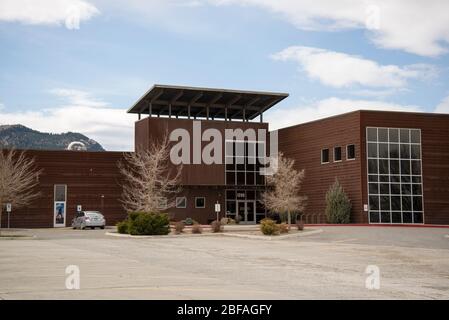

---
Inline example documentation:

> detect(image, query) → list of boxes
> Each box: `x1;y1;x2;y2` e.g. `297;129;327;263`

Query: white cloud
272;46;437;89
0;0;99;29
2;1;448;56
434;95;449;114
208;0;449;57
0;89;135;151
266;97;424;130
50;88;109;107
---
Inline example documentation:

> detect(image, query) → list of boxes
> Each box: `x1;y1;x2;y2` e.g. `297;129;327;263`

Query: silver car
72;211;106;230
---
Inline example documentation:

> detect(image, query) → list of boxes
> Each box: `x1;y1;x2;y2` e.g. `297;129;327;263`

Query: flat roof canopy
127;84;289;121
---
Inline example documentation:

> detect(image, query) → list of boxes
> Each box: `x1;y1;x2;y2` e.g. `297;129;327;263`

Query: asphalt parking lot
0;226;448;299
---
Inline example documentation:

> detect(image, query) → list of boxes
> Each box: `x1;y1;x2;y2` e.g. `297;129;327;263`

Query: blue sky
1;0;449;150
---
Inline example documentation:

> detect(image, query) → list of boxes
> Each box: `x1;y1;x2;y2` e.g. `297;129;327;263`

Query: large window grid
366;127;424;224
225;140;266;186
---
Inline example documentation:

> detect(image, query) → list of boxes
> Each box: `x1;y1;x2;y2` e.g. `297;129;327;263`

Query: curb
219;228;323;241
105;228;323;240
0;235;36;240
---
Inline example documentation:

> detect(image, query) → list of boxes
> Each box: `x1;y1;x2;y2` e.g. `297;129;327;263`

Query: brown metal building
2;85;449;228
278;110;449;225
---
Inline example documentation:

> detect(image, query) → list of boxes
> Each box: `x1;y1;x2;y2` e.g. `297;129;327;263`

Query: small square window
334;147;342;162
176;197;187;208
321;149;329;164
195;197;205;208
157;197;167;210
346;144;355;160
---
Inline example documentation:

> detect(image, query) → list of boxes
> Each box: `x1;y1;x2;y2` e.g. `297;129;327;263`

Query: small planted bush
184;217;197;225
235;215;242;224
210;220;223;233
297;220;304;231
279;223;289;234
260;218;280;236
116;220;129;234
126;212;170;235
191;223;203;234
325;179;352;224
174;221;185;234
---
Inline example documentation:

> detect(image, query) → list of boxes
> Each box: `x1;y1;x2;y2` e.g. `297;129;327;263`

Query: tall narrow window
334;147;342;162
347;145;355;160
321;149;329;164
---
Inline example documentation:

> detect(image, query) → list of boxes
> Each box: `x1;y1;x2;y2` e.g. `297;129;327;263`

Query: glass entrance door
237;200;256;224
246;201;255;222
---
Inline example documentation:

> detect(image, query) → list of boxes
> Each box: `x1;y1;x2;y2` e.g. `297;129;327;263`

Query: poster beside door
54;184;67;227
54;201;66;227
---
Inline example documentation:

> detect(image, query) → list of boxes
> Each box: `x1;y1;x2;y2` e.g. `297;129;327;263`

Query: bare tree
118;134;182;213
261;152;307;229
0;149;41;234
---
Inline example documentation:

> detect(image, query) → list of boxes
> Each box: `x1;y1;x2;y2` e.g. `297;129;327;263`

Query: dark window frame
321;148;330;164
346;144;356;160
195;197;206;209
334;146;342;162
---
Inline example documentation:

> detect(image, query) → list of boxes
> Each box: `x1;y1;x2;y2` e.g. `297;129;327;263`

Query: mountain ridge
0;124;105;151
